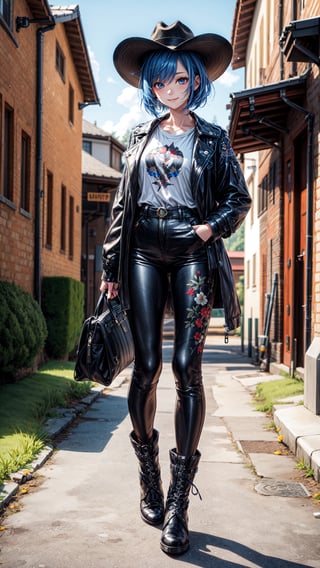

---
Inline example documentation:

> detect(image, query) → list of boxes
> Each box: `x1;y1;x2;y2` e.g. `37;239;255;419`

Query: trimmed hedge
42;277;84;358
0;281;48;380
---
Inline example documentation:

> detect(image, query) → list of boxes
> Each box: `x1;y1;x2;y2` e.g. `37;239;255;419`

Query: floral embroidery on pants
185;270;211;354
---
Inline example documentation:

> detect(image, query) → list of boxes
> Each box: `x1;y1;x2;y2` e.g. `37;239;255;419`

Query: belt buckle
156;207;168;218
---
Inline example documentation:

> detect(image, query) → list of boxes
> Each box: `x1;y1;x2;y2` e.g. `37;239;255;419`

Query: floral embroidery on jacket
185;270;211;353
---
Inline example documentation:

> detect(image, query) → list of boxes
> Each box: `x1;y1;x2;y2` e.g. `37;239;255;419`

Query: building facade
230;0;320;370
0;1;98;301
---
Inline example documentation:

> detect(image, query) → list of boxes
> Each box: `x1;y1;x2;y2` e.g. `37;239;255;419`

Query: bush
42;277;84;358
0;281;48;380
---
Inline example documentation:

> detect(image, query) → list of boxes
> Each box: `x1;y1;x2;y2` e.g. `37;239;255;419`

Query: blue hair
139;50;212;117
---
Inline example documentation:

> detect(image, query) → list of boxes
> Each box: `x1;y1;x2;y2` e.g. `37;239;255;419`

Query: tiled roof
82;151;122;180
82;119;110;138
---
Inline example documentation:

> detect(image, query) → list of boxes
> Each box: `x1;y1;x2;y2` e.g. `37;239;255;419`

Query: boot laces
169;470;202;508
189;480;202;500
141;452;162;499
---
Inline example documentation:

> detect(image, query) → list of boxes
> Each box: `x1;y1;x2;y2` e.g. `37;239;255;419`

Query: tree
224;224;244;251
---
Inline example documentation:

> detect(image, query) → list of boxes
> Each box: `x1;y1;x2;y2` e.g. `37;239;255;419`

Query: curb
273;404;320;482
232;367;320;483
0;385;104;514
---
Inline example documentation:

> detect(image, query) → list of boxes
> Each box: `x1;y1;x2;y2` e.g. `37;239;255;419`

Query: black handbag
74;294;134;386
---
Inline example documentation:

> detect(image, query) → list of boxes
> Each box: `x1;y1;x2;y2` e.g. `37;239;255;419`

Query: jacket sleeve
205;130;251;240
101;130;137;282
101;174;126;282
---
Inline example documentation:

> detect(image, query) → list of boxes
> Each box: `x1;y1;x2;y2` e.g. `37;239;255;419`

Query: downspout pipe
279;0;284;80
34;23;55;303
280;91;314;350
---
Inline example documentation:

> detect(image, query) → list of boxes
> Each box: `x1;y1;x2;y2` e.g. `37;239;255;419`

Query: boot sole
160;540;189;555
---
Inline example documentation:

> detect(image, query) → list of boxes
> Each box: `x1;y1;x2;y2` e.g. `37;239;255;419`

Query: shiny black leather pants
128;206;214;458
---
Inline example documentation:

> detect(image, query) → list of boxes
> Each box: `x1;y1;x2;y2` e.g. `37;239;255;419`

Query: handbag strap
94;293;106;317
94;294;123;324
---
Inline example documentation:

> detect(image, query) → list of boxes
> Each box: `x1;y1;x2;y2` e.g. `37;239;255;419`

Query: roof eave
25;0;52;19
231;0;257;70
228;73;308;153
82;173;121;184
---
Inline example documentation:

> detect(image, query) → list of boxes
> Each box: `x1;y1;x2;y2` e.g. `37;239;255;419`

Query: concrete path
1;334;320;567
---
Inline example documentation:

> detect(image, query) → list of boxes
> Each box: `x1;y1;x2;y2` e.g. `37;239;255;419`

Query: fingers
100;281;119;300
192;224;213;242
99;280;108;293
108;283;119;300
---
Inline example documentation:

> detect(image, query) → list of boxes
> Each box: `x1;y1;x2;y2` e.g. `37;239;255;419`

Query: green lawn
0;362;92;485
254;376;304;413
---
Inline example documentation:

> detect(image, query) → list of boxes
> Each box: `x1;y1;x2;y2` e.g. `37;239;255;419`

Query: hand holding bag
74;294;134;386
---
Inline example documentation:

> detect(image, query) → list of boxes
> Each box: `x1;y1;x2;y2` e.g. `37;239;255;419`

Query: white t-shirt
138;125;196;208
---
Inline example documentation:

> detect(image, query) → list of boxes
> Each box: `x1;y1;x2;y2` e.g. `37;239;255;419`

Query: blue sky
76;0;243;138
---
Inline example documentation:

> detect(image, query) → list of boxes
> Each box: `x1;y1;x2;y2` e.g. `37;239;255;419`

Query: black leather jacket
102;113;251;330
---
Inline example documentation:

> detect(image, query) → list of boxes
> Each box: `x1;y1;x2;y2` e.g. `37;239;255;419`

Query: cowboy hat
113;21;233;88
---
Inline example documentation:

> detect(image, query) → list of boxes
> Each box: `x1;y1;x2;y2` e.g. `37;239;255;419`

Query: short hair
139;50;212;117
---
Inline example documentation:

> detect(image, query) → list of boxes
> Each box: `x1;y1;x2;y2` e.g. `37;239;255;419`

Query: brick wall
0;0;37;294
41;26;83;281
0;3;84;297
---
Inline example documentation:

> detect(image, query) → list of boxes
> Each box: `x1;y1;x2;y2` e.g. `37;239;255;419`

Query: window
68;195;74;259
60;184;66;252
82;140;92;154
20;131;31;213
112;148;122;171
269;160;277;204
252;254;256;288
258;174;269;216
0;0;11;27
299;0;306;12
46;171;53;248
68;84;74;125
2;104;14;200
259;17;265;83
55;41;65;81
249;178;254;226
258;161;278;216
246;259;250;289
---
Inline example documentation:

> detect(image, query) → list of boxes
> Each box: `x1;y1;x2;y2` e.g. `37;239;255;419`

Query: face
152;60;200;111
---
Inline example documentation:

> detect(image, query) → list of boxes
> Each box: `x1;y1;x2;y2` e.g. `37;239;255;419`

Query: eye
177;76;189;85
153;81;164;90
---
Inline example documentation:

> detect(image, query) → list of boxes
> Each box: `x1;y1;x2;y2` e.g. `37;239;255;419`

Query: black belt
138;205;198;219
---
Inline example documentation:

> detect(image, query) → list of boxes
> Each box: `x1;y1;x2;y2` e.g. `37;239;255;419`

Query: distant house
0;2;98;301
82;120;124;315
228;251;244;286
82;119;124;171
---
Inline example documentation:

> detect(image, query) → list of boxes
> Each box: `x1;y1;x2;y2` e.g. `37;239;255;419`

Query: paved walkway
1;333;320;567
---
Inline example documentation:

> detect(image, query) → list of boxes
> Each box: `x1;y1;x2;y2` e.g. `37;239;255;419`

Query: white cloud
88;45;100;82
217;70;240;88
117;86;139;108
106;76;117;84
103;87;149;138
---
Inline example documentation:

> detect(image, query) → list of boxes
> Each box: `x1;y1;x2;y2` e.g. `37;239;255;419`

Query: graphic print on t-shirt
145;143;184;190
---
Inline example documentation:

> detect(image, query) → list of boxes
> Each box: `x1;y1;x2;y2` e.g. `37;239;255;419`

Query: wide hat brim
113;33;233;88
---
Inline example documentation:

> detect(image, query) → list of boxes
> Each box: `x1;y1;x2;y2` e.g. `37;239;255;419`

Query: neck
161;110;194;134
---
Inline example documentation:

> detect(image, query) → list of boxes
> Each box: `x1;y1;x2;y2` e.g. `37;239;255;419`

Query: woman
100;21;251;555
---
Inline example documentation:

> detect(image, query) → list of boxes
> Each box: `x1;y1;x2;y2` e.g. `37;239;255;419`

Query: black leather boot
160;449;201;555
130;430;164;526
